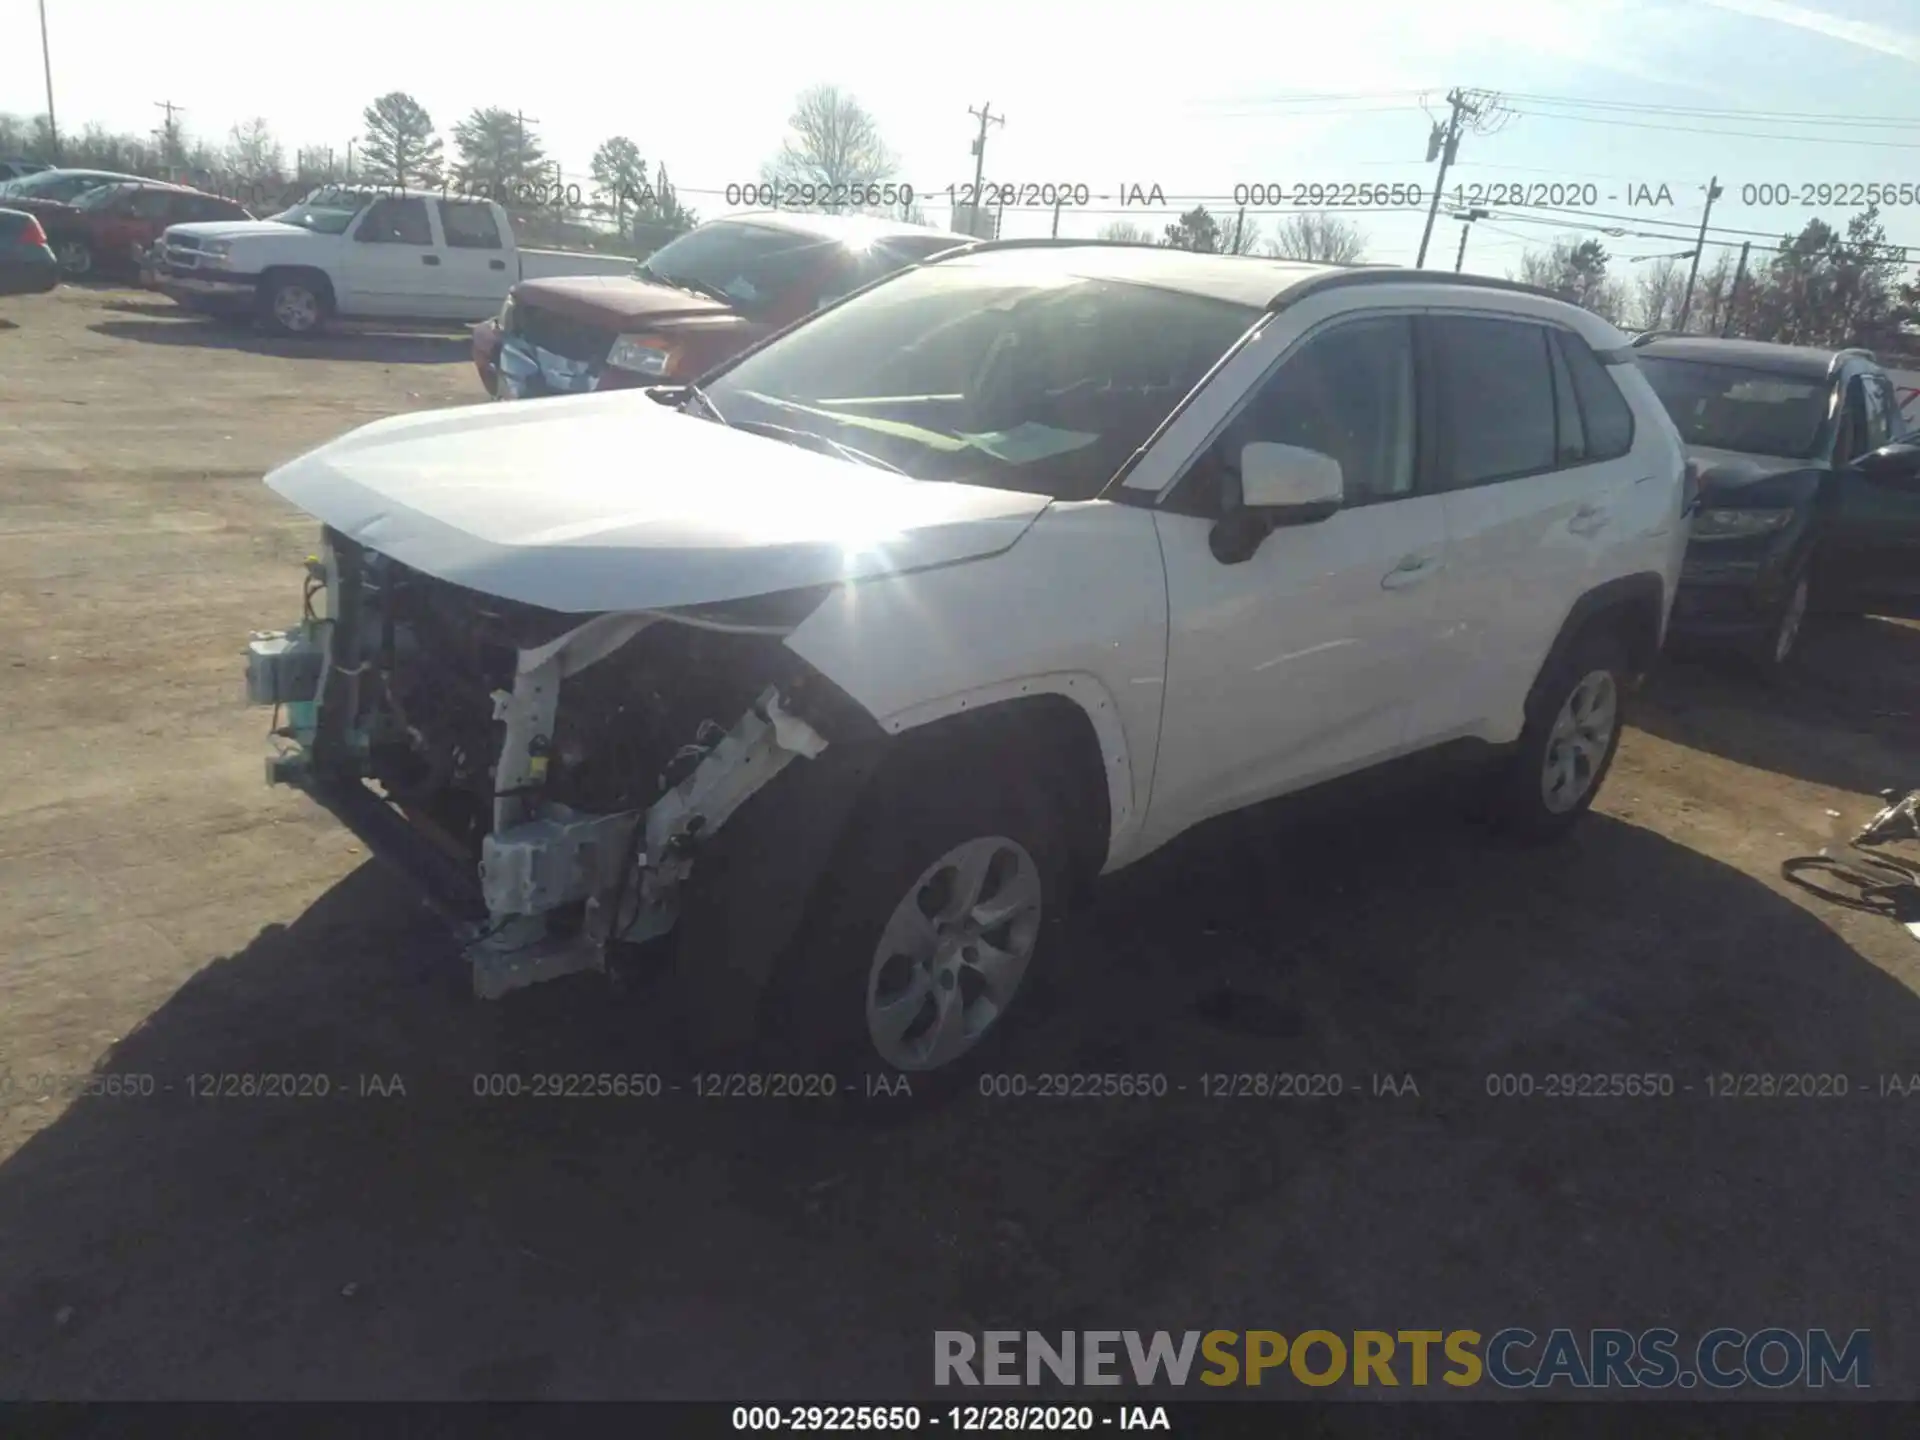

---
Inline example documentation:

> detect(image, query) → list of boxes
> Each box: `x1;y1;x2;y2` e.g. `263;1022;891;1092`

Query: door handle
1570;503;1610;535
421;254;441;265
489;259;506;270
1381;551;1443;589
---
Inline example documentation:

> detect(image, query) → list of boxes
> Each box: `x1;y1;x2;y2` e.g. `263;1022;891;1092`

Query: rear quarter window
1561;331;1636;461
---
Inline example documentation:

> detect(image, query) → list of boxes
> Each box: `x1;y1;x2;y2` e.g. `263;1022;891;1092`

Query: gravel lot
1;283;1917;1401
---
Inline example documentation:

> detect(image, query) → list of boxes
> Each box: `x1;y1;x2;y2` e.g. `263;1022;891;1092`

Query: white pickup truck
152;185;636;336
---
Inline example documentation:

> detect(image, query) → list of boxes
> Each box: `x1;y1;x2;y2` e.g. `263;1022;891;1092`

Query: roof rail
1265;266;1560;312
1629;329;1685;347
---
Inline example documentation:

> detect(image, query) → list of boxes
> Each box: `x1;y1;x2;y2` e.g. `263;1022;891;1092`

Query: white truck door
341;195;447;318
433;198;514;319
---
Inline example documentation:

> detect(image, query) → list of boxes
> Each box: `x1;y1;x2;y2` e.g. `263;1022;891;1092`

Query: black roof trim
917;243;1567;310
1262;265;1562;312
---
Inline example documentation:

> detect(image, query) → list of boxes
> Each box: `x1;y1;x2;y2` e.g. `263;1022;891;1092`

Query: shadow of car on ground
1;777;1913;1400
87;316;469;365
1640;615;1920;795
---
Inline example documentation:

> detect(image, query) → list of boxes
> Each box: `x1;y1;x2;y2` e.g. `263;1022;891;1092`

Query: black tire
754;751;1073;1113
1746;569;1811;682
256;272;328;337
1485;626;1631;842
54;239;92;277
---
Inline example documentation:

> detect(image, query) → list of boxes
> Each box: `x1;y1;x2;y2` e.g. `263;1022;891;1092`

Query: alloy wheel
864;835;1043;1072
1541;669;1619;814
274;285;319;333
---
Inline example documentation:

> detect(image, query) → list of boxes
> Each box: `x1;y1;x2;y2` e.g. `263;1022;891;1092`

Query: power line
1507;105;1920;149
1497;91;1920;131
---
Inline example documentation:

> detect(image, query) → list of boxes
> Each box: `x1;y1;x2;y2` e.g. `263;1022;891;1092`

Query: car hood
166;219;310;243
265;389;1051;614
1687;445;1822;507
513;273;734;326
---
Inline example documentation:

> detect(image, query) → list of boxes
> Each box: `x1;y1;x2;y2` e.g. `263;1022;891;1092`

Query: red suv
37;182;251;277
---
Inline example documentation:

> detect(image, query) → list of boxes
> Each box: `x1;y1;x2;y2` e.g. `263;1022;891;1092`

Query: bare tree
223;118;284;187
1515;238;1626;324
1627;255;1689;332
1097;220;1154;243
760;85;897;212
1265;212;1367;264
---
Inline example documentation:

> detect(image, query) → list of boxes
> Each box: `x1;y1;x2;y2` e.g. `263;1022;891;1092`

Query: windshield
268;203;358;235
2;171;127;202
701;259;1262;500
74;184;137;211
1637;356;1830;459
639;220;850;313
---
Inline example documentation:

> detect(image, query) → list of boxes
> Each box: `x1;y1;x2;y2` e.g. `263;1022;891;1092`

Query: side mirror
1858;441;1920;487
1209;442;1344;565
1239;442;1345;518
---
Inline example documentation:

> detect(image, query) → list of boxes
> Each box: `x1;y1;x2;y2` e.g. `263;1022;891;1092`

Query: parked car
474;211;967;398
0;159;52;182
152;185;637;336
0;207;60;295
1634;333;1920;669
241;243;1686;1092
0;167;147;203
33;180;252;277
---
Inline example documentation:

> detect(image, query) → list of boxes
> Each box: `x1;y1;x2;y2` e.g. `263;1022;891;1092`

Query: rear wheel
1485;627;1630;841
54;239;91;277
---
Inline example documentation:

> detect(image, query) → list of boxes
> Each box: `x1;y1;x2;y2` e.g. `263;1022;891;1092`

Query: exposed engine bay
246;528;853;998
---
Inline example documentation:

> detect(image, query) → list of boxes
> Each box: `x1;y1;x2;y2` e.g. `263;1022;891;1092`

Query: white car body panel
784;500;1168;871
263;387;1052;613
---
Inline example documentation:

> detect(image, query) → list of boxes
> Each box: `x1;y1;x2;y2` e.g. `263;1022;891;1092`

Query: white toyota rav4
246;241;1689;1089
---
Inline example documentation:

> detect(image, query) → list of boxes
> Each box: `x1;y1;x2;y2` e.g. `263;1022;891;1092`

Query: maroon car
474;210;965;399
35;181;251;277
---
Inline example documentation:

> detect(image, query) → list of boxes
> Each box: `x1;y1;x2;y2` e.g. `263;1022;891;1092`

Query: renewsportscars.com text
933;1328;1871;1390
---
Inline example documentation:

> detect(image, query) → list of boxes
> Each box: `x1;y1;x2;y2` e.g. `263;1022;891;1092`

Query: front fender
783;500;1170;872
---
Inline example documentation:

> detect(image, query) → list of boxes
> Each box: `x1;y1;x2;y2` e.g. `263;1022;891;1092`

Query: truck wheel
757;755;1070;1109
257;274;327;337
1485;626;1629;842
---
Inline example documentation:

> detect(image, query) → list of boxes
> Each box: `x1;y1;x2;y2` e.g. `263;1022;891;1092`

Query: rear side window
1428;315;1558;488
440;200;503;249
1559;332;1635;460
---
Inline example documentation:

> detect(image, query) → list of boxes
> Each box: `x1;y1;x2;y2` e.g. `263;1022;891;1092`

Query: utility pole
1051;193;1063;238
1452;207;1489;272
517;111;539;192
1416;89;1478;268
1232;205;1246;254
1719;239;1752;337
345;139;354;180
1676;176;1723;332
966;102;1003;238
154;100;183;175
37;0;59;163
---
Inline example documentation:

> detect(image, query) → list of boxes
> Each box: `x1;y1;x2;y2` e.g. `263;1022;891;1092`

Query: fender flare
1527;571;1669;722
876;671;1140;859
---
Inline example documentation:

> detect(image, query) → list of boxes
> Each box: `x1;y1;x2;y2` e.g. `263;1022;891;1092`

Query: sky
8;0;1920;279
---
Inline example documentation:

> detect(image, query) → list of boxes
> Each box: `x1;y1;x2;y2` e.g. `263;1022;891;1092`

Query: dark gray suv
1635;334;1920;670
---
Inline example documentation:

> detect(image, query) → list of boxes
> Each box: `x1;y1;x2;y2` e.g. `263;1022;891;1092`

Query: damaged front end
245;528;867;999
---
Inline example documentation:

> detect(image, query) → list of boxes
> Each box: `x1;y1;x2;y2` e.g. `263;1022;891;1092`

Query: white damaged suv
246;242;1688;1087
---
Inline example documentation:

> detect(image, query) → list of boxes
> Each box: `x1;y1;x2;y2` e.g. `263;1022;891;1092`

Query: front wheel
1750;570;1811;679
756;756;1071;1107
1485;628;1629;841
257;275;326;337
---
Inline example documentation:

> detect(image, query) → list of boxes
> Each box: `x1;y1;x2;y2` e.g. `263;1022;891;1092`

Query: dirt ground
1;283;1918;1402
